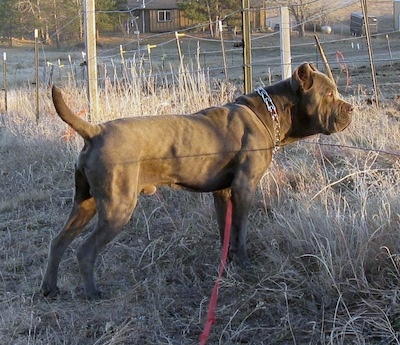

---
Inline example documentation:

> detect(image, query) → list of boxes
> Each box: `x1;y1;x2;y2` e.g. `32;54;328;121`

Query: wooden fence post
242;0;252;94
34;29;39;123
3;52;7;113
361;0;379;107
84;0;98;121
219;20;228;81
175;32;188;90
147;44;157;74
175;32;185;73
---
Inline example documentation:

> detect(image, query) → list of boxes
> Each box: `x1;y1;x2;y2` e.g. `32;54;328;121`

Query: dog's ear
291;63;314;91
308;63;318;71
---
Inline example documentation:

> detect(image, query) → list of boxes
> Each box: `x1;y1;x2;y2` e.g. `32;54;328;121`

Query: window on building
158;10;172;22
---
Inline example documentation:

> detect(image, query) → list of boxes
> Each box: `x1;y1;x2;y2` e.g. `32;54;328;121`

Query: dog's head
288;63;353;139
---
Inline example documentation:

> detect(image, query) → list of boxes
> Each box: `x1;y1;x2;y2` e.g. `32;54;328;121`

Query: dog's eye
326;91;334;99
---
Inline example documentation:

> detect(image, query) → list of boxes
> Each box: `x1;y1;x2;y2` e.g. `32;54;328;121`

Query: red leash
199;198;233;345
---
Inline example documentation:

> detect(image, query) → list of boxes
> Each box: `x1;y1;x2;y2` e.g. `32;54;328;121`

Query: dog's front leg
230;166;262;267
213;189;232;248
213;182;256;267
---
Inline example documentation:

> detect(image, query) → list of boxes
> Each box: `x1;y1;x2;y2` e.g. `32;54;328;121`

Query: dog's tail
52;85;101;140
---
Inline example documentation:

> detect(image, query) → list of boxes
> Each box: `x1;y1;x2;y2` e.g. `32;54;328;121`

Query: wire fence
1;1;399;109
2;30;400;95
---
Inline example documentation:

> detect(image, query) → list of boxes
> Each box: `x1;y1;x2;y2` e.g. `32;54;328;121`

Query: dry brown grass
1;71;400;344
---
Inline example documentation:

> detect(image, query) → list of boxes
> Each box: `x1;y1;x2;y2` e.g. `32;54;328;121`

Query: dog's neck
254;87;281;154
235;80;297;149
263;81;302;146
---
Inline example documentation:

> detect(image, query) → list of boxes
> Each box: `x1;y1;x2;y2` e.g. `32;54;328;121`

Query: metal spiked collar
255;87;281;154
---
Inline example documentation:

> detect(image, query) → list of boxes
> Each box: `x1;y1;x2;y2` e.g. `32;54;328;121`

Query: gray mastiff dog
41;62;353;300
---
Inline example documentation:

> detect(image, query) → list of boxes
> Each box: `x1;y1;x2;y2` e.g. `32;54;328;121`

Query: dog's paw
239;258;253;269
85;289;102;301
228;249;253;269
72;285;102;301
41;283;60;298
87;292;102;301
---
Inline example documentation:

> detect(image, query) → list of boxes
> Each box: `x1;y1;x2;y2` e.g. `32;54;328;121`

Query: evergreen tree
178;0;241;35
0;0;19;46
96;0;120;34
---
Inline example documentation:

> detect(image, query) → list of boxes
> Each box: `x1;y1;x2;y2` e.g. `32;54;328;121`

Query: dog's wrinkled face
289;63;352;139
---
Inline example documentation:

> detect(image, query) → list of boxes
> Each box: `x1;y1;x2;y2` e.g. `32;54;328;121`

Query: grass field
1;65;400;344
1;2;400;343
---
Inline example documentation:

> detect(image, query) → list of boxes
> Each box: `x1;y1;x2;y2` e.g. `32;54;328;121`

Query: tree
0;0;121;47
96;0;120;34
12;0;79;45
178;0;241;36
0;0;20;46
9;0;121;46
268;0;333;37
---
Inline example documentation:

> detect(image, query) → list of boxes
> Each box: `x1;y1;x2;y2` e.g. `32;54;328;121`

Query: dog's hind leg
76;173;139;300
77;200;137;300
41;170;97;297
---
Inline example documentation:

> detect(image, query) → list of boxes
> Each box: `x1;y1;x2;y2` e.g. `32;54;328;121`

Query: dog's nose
346;103;354;113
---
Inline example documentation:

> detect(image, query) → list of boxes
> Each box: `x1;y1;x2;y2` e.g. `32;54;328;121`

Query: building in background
124;0;193;33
